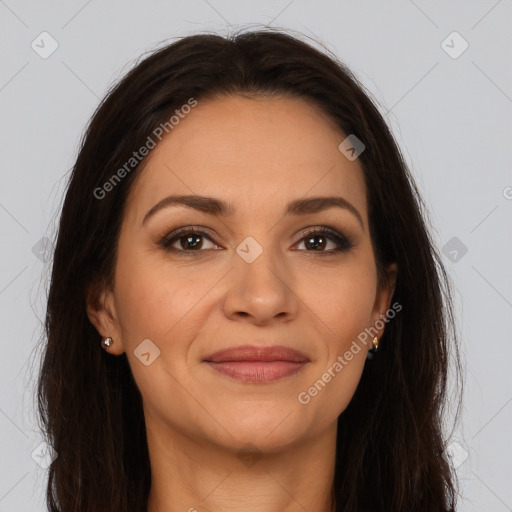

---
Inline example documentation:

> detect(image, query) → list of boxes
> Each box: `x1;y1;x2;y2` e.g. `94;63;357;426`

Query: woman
36;28;461;511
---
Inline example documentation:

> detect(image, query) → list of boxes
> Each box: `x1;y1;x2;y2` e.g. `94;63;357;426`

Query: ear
370;262;398;340
86;280;125;355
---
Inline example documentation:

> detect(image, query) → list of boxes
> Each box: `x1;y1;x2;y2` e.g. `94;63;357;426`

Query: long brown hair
36;27;462;511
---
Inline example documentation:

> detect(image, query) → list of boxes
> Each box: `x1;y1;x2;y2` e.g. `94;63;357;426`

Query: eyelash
158;225;354;256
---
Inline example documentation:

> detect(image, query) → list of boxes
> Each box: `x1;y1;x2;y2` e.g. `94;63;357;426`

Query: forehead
126;94;368;225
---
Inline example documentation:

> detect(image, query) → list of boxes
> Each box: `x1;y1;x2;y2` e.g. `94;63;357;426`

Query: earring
366;336;379;360
101;337;113;350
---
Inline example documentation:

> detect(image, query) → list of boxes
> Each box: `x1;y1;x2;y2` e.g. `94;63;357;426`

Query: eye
159;226;220;253
293;227;353;254
159;226;353;255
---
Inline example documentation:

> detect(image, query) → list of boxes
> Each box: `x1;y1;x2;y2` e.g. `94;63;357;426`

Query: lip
206;361;308;382
203;345;310;363
203;345;310;383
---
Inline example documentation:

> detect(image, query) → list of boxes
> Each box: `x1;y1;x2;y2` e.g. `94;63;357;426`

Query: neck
145;415;338;512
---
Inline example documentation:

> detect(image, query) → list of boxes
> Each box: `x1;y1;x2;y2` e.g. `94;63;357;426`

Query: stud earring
101;337;113;350
366;336;379;360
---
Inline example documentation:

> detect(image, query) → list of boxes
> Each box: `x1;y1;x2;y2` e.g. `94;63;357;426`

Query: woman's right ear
86;280;125;354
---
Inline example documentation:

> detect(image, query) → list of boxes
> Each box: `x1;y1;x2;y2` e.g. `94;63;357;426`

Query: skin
87;94;397;512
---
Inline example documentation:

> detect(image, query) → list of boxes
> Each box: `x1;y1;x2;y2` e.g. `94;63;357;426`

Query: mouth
203;345;310;383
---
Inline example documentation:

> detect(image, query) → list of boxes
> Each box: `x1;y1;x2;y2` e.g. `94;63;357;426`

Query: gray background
1;1;511;510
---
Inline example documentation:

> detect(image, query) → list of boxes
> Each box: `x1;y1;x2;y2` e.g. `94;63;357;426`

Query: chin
218;408;308;450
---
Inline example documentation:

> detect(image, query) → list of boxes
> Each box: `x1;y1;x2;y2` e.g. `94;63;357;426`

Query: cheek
311;265;376;341
113;249;218;346
112;253;209;395
300;265;374;408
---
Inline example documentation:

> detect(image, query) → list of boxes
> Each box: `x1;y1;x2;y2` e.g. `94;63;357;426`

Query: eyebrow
142;194;364;229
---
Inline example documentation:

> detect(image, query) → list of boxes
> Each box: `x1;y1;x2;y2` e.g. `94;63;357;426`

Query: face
88;94;397;453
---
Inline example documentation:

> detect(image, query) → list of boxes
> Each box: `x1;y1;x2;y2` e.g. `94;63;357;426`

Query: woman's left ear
371;262;398;337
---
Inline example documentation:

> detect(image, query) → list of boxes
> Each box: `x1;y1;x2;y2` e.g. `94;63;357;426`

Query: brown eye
175;233;204;250
294;228;353;254
160;227;220;252
159;226;353;255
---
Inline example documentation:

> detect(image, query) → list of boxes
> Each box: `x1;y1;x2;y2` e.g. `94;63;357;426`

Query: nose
222;239;299;326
